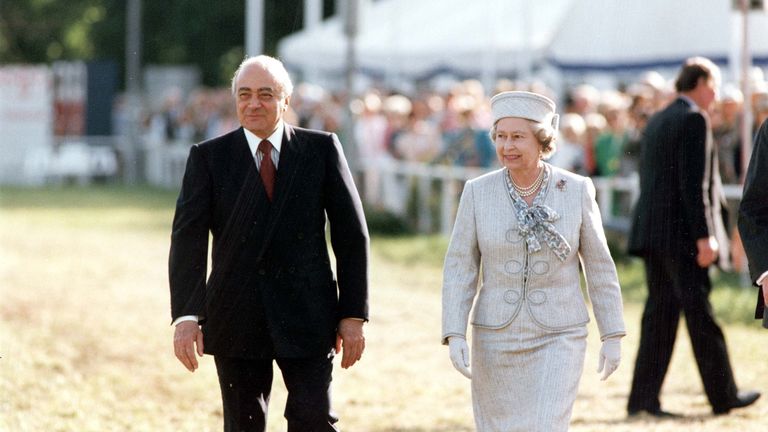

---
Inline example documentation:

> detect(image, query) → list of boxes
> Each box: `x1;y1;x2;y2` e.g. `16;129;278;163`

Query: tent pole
740;0;753;182
343;0;359;169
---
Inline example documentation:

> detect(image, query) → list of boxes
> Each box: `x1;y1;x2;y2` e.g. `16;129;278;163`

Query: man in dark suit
169;55;369;432
627;57;759;417
739;118;768;329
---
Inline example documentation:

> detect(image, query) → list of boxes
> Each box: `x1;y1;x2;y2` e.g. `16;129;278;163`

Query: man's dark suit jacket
169;125;369;359
628;97;729;264
738;119;768;327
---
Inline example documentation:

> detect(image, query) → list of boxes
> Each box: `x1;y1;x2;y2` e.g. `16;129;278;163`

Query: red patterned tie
258;139;276;201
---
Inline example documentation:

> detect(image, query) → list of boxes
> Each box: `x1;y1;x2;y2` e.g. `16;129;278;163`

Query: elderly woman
441;91;626;431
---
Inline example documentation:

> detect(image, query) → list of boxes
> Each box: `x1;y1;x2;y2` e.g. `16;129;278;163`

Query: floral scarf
504;165;571;261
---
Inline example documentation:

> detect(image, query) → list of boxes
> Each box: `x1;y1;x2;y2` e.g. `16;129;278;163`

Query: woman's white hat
490;91;559;131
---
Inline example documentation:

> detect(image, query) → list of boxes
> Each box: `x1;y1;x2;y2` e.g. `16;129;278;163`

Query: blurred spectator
624;90;653;175
148;87;184;142
548;112;587;175
432;99;495;168
292;82;327;129
712;85;747;274
393;96;443;162
594;91;632;177
637;70;671;112
565;83;600;116
583;112;607;176
352;91;389;202
754;85;768;135
205;89;239;139
713;85;744;184
382;93;412;160
137;69;768;193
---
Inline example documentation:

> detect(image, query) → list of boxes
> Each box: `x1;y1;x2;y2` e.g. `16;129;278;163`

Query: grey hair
231;55;294;98
490;119;557;159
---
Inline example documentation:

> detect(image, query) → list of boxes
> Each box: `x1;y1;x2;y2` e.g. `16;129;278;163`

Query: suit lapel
272;124;303;205
233;127;260;182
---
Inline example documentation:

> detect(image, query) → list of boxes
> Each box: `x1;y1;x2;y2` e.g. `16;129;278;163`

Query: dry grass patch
1;186;767;431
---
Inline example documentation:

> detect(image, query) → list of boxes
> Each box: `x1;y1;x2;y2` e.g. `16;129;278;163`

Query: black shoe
713;390;761;415
627;408;682;418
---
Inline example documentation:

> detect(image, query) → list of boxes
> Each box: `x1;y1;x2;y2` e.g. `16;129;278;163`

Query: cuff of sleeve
757;271;768;285
172;315;200;326
441;333;466;346
600;332;626;342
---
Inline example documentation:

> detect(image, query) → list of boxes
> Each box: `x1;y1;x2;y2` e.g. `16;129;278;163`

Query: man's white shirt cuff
172;315;200;326
757;271;768;286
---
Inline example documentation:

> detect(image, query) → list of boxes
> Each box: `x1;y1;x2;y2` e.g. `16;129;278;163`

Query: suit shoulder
290;125;334;141
467;168;505;188
195;128;243;152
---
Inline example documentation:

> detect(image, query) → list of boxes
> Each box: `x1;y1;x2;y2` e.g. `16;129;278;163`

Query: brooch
556;179;567;191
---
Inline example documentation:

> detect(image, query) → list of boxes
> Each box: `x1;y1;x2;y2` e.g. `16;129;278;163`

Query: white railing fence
146;146;745;238
354;159;646;237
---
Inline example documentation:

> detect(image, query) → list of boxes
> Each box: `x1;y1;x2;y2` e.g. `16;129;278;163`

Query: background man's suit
627;96;740;414
738;118;768;328
169;124;369;428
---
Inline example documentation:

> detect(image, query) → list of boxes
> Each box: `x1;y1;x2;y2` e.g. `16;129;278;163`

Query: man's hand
762;280;768;306
696;236;718;268
174;321;204;372
336;318;365;369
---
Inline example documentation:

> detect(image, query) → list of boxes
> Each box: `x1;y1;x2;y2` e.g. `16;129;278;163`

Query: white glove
597;337;621;381
448;336;472;379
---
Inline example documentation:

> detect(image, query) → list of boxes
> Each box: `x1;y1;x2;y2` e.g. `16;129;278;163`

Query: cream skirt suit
442;165;625;432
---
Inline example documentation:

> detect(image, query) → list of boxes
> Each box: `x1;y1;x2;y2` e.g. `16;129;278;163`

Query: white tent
546;0;768;76
277;0;574;84
279;0;768;91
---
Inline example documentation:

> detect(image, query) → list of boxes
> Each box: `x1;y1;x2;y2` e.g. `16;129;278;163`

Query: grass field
1;185;767;431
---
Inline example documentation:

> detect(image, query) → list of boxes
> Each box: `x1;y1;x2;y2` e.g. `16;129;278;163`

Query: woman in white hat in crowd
441;91;626;431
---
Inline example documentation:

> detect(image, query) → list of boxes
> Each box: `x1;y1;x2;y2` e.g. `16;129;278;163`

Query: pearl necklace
509;167;545;197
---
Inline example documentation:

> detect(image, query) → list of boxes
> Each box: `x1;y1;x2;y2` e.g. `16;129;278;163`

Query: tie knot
258;139;272;154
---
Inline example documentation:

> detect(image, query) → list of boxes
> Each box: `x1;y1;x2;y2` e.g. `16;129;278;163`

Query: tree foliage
0;0;107;62
0;0;329;87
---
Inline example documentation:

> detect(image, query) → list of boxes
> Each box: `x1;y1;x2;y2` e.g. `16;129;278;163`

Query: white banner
0;65;53;185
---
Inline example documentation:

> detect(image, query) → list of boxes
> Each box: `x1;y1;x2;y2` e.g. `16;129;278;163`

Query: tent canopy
277;0;574;80
546;0;768;72
278;0;768;85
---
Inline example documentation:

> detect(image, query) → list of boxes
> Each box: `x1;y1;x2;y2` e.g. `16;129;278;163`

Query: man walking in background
739;118;768;329
169;55;369;431
627;57;759;417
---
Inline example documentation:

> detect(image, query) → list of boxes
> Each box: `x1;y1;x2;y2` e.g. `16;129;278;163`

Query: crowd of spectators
140;67;768;185
137;67;768;266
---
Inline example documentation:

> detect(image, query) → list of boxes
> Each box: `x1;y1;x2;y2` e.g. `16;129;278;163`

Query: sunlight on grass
1;186;767;431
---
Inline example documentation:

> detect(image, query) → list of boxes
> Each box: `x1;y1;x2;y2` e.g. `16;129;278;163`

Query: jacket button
503;290;521;304
506;228;522;243
532;261;550;275
504;260;523;274
528;290;547;304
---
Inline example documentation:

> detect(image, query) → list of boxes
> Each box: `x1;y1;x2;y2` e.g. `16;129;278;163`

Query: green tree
0;0;107;63
1;0;332;87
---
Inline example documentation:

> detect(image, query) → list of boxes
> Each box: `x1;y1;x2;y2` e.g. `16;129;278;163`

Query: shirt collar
243;121;284;155
678;95;700;112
